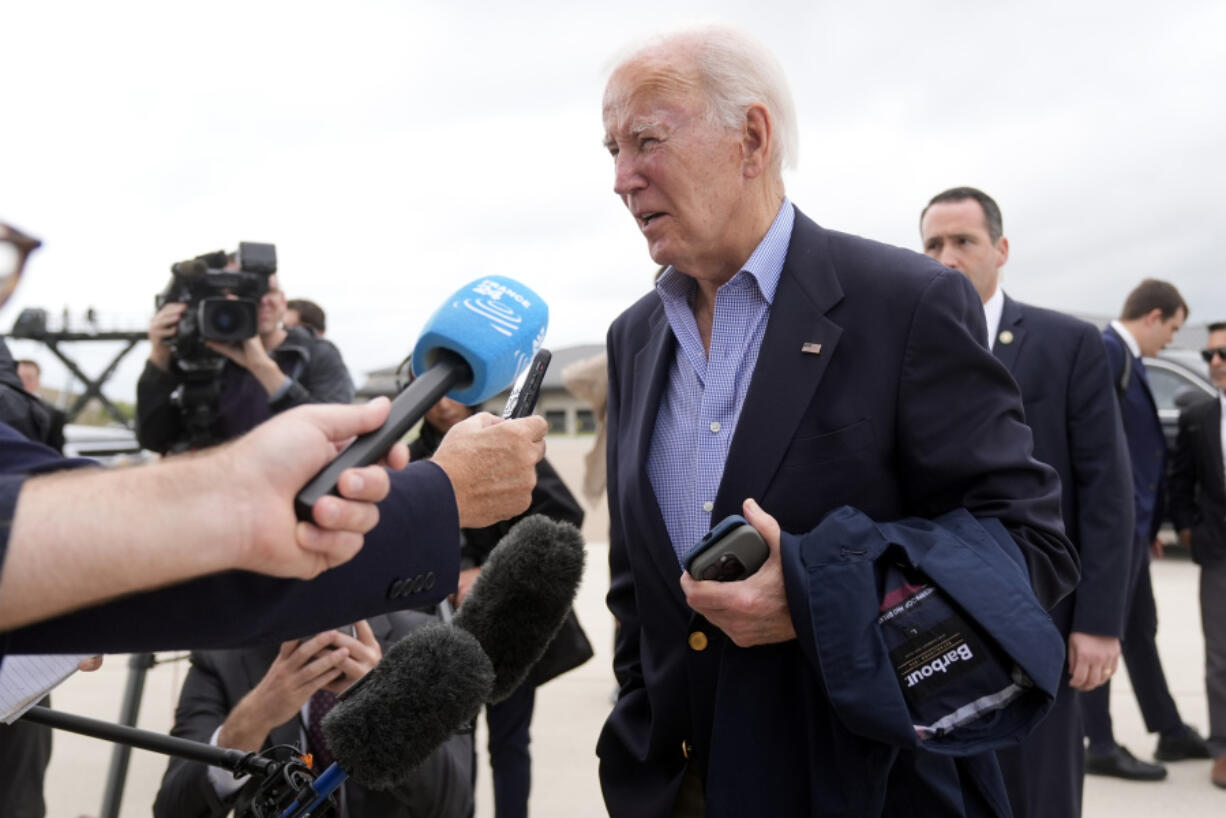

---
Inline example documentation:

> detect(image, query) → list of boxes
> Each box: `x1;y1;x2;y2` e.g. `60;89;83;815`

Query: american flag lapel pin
801;342;823;356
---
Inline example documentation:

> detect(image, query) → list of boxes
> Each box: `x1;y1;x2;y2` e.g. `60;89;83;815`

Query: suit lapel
715;210;844;517
625;305;691;609
992;295;1026;371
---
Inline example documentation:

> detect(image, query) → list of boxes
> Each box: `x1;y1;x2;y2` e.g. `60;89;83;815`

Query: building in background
359;343;605;435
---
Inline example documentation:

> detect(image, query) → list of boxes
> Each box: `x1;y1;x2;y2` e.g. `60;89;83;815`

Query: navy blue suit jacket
598;209;1077;818
995;297;1132;638
1101;325;1167;548
0;423;459;657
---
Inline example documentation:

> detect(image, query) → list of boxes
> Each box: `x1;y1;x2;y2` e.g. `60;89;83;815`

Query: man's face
919;199;1009;303
1207;329;1226;393
259;273;287;335
425;396;473;434
16;362;39;393
602;61;749;281
1139;307;1185;357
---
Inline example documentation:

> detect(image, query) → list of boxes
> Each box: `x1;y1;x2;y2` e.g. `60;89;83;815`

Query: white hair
609;24;799;173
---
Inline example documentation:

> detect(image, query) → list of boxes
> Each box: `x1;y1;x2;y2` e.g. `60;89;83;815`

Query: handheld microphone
295;276;548;520
452;514;586;703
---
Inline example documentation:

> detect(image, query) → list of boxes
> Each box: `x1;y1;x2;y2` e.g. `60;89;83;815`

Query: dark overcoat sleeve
1064;323;1133;636
135;360;183;453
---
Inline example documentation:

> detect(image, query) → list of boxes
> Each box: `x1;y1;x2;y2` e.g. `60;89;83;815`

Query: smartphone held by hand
684;515;768;581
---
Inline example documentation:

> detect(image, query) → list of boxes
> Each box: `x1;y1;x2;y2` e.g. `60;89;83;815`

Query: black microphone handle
294;350;472;521
22;705;278;778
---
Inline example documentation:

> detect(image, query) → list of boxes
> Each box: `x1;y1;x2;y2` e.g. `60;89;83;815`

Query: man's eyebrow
630;118;663;136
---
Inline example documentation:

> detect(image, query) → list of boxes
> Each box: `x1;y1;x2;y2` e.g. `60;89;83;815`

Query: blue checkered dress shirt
647;199;794;564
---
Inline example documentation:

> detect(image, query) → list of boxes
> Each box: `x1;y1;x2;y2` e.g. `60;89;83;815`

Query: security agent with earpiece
137;244;354;453
920;187;1134;817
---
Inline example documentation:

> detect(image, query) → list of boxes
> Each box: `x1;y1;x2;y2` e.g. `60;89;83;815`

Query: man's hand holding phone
217;621;382;752
680;499;796;648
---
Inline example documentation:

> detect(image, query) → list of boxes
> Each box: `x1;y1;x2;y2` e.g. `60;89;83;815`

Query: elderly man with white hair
597;25;1078;818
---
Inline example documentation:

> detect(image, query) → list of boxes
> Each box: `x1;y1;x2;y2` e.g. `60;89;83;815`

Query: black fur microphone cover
452;514;586;703
322;623;493;790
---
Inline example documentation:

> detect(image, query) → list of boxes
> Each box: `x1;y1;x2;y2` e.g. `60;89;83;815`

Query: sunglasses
1201;347;1226;363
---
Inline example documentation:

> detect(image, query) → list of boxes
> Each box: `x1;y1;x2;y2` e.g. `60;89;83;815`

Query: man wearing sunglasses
1169;322;1226;790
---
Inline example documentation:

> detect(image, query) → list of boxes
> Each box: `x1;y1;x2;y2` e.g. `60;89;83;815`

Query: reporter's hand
147;302;187;371
432;413;546;528
323;619;383;694
225;397;409;579
680;498;796;648
1067;631;1121;691
77;656;104;672
219;631;351;752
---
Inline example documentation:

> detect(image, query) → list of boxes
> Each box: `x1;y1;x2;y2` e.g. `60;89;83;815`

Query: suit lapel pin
998;330;1014;345
801;342;823;356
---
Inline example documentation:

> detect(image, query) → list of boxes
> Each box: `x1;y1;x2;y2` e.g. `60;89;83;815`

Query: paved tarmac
34;438;1225;816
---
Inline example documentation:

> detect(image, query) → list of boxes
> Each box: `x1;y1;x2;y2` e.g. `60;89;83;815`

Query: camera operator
137;254;354;453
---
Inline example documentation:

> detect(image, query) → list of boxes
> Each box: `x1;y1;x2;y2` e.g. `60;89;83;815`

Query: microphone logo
463;279;532;338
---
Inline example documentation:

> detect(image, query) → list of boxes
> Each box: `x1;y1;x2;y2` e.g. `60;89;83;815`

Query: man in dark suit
598;26;1077;818
1083;279;1211;779
920;187;1133;817
154;612;474;818
1169;320;1226;789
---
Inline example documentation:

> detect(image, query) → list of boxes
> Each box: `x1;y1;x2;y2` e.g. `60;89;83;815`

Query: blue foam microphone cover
411;276;548;406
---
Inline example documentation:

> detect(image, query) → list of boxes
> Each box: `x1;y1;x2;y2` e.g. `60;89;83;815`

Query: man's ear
741;102;773;178
1145;307;1165;327
995;236;1010;268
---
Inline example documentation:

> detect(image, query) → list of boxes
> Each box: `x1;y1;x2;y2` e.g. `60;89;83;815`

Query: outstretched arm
0;399;405;630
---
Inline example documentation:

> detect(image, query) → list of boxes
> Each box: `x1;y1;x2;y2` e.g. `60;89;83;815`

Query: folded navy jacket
781;505;1064;756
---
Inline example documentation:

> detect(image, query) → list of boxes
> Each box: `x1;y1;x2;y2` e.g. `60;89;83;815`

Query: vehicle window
1147;366;1199;411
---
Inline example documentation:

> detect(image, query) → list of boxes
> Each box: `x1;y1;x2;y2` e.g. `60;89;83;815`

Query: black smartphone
502;349;551;419
683;514;769;581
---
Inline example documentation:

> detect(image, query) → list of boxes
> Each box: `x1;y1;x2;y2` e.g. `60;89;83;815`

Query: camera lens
200;298;256;342
210;305;238;333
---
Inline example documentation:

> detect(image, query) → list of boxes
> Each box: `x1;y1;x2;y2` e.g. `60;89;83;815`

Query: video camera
155;242;277;371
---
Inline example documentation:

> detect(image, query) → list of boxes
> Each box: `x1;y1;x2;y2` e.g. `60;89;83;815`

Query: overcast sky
3;0;1223;405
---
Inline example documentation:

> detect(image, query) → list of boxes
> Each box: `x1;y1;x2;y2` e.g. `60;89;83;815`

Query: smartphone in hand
683;515;769;581
502;349;551;419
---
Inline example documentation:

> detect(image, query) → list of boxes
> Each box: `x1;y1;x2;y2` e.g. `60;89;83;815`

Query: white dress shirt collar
1110;319;1143;359
983;287;1005;349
